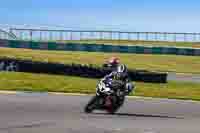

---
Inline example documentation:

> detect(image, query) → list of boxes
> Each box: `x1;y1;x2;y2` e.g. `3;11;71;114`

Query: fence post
30;30;33;41
184;33;186;42
118;32;121;41
174;34;176;42
70;32;73;40
128;33;131;40
193;33;196;42
110;32;112;40
100;32;103;40
199;33;200;42
164;33;167;41
19;31;23;40
137;32;140;41
80;32;82;40
90;32;94;40
49;31;53;41
9;29;13;40
60;32;63;41
146;32;149;40
155;32;158;41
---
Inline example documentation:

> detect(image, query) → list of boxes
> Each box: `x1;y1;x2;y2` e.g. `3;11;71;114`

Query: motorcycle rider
84;62;134;114
102;64;134;96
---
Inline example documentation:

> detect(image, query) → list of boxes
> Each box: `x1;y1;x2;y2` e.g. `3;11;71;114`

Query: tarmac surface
0;93;200;133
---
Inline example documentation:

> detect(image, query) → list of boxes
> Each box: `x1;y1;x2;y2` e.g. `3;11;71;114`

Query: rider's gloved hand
125;82;135;95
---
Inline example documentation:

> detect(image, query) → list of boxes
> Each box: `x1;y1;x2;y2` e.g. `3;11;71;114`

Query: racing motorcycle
84;78;126;114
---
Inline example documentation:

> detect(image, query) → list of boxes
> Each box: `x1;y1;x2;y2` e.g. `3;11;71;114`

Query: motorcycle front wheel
84;96;98;113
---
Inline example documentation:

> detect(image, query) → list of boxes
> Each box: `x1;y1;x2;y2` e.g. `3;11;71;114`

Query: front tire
84;96;98;113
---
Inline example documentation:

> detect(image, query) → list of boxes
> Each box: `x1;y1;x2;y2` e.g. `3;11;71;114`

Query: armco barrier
0;57;167;83
0;39;200;56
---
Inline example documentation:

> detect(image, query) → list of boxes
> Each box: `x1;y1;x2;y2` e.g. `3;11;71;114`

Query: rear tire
107;96;125;114
84;96;98;113
107;105;120;114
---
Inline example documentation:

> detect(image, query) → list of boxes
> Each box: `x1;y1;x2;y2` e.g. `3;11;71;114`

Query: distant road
0;93;200;133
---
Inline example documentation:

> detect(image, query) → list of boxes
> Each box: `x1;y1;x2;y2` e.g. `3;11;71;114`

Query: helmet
108;57;120;65
117;64;127;73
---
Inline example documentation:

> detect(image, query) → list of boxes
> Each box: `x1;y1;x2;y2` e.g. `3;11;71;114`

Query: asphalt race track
0;93;200;133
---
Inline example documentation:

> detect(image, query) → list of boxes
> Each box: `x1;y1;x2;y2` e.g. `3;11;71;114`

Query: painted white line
0;91;17;94
48;92;90;96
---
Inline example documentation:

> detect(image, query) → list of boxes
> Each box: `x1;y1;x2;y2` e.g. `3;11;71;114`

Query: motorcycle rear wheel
107;96;125;114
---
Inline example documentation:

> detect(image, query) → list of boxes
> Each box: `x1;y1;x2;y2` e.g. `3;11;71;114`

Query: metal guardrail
9;28;200;42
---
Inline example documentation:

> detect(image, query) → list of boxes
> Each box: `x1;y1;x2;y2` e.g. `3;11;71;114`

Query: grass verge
60;39;200;48
1;72;200;101
0;47;200;74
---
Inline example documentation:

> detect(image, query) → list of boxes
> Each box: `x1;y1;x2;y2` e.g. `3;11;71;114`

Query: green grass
0;47;200;74
1;72;200;101
59;39;200;48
